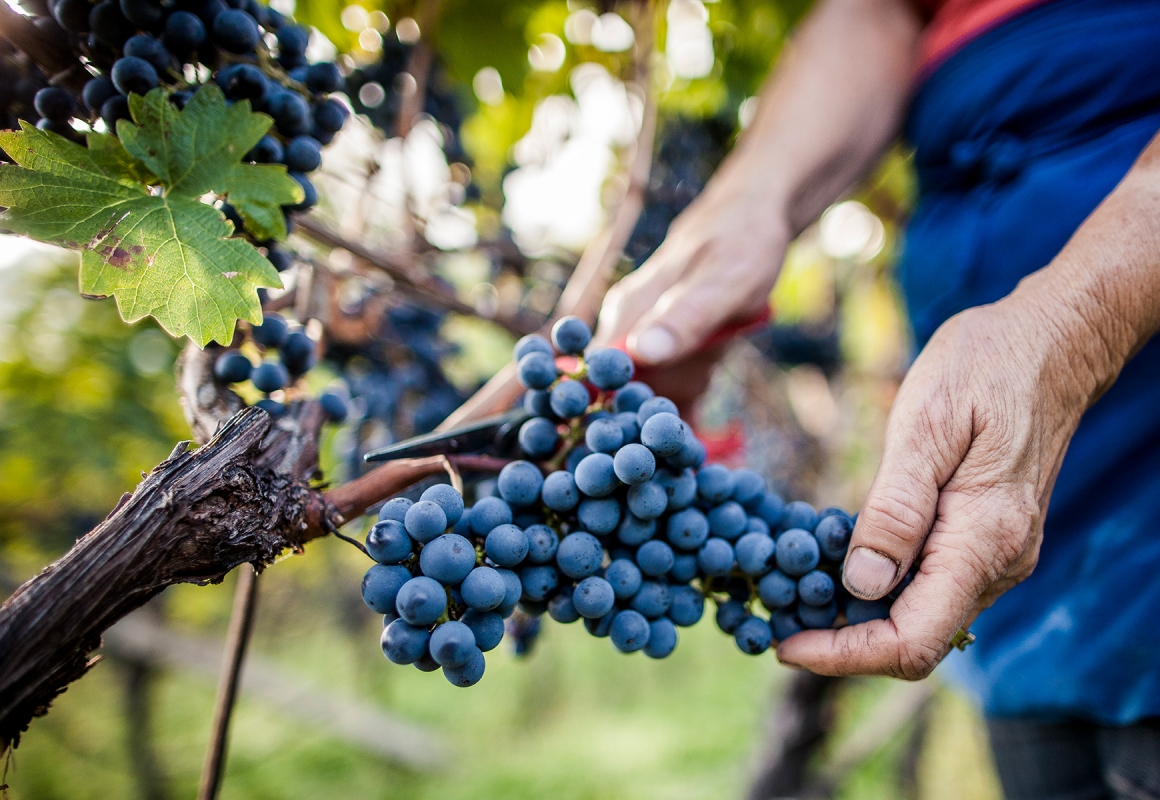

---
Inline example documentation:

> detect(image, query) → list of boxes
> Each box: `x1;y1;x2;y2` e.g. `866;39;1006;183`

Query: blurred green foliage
0;248;188;578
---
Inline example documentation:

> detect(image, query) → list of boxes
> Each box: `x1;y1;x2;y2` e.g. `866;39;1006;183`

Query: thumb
844;398;969;599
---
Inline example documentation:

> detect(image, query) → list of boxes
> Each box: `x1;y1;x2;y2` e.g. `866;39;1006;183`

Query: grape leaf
0;85;303;346
118;86;300;241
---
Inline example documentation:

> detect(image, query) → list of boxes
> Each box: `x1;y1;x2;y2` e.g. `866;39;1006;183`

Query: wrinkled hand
777;293;1097;679
593;156;790;371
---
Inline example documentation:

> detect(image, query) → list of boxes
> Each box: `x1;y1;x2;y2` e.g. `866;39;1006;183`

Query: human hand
593;155;790;369
776;292;1104;679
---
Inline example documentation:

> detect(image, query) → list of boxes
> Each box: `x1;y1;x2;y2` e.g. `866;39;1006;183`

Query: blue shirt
901;0;1160;723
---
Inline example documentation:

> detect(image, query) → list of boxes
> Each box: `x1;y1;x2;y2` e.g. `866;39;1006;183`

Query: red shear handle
699;306;772;351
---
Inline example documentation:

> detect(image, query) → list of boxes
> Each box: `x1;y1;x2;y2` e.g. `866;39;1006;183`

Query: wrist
1005;267;1134;412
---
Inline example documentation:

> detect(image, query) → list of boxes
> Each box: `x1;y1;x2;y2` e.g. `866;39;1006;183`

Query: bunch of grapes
358;316;895;687
9;0;350;269
345;30;471;167
212;310;348;422
329;303;468;471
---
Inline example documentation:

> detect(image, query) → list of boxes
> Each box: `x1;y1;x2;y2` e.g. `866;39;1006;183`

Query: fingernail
843;547;899;599
632;326;676;364
778;658;806;671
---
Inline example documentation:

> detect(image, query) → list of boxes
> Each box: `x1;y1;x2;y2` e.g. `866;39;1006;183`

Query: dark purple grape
219;63;266;102
304;62;341;93
282;135;321;171
89;1;134;47
111;57;160;97
251;361;289;393
264;6;286;29
52;0;91;33
212;9;259;54
214;350;252;383
279;330;315;374
279;51;308;71
33;87;75;123
246;134;283;163
83;77;117;113
251;313;288;347
194;0;227;27
276;24;308;57
163;10;206;54
100;95;131;129
286;172;316;210
313;97;348;132
170;88;194;109
268;90;311;136
123;34;171;74
319;391;348;422
119;0;164;30
240;0;262;24
253;398;285;416
265;247;292;272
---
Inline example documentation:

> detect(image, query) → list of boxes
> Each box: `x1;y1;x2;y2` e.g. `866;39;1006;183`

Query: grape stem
322;516;370;558
440;455;464;495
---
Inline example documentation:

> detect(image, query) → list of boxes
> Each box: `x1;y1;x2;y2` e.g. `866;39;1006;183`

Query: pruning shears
363;408;529;463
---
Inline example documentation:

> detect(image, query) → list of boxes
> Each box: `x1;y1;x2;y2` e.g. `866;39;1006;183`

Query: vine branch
0;396;493;750
294;215;537;336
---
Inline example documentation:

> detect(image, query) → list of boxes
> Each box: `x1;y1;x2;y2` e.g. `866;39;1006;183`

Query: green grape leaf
0;85;303;346
118;86;301;240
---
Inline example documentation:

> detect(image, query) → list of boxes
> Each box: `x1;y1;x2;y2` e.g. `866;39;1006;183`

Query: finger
625;252;774;366
842;387;971;600
777;522;982;678
592;241;690;349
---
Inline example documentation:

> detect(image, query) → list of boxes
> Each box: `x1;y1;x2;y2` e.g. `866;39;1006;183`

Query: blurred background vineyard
0;0;1004;797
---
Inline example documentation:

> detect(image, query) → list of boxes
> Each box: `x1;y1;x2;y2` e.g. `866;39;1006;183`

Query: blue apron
902;0;1160;723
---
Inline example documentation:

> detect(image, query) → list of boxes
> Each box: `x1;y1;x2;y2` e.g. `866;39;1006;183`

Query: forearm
592;0;921;365
723;0;921;235
1009;130;1160;408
